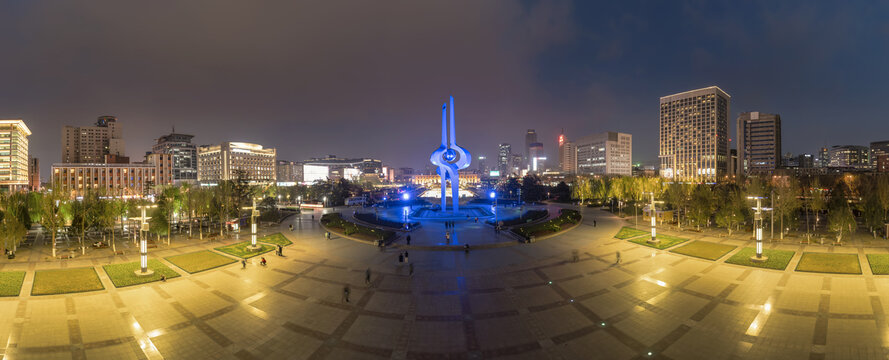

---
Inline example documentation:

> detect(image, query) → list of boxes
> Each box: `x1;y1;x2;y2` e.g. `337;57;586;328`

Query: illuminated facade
412;173;480;186
498;143;511;175
152;132;197;183
576;132;632;176
558;134;576;173
62;116;125;164
828;145;870;170
871;141;889;173
737;112;782;175
197;142;276;184
51;153;173;197
0;120;31;191
659;86;730;181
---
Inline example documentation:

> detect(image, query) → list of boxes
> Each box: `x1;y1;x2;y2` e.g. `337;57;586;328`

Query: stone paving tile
684;275;732;297
474;315;537;350
119;289;188;331
825;318;882;347
776;289;821;313
512;285;563;308
324;347;388;360
151;326;229;360
254;295;349;334
20;299;69;348
613;308;680;347
649;290;709;320
415;294;462;317
281;277;366;304
530;306;593;340
467;291;515;314
205;307;278;349
830;294;874;315
555;330;636;360
407;320;467;353
340;315;402;350
364;291;411;314
581;289;638;320
664;326;746;360
250;325;323;360
84;342;144;360
785;274;823;291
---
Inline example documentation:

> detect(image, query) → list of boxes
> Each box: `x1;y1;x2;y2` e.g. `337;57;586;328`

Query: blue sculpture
430;96;471;212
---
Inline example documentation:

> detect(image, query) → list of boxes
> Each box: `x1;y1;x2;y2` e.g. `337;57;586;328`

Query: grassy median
725;247;795;271
796;252;861;274
102;260;182;287
0;271;25;296
670;241;736;260
629;234;688;250
32;267;104;295
614;226;649;239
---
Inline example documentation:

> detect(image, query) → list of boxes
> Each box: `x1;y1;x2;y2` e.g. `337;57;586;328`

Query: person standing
241;259;247;269
343;285;351;303
398;253;404;263
615;251;621;264
403;251;409;263
406;234;411;245
365;268;371;286
409;262;414;277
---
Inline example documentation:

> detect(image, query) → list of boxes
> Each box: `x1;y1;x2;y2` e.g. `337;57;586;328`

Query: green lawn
214;241;275;259
796;252;862;274
0;271;25;296
614;226;649;239
670;241;737;260
102;260;182;287
725;248;795;270
867;254;889;275
629;234;688;250
258;233;292;246
32;267;104;295
165;250;238;274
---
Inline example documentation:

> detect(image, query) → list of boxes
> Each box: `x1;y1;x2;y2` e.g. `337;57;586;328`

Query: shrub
512;209;581;240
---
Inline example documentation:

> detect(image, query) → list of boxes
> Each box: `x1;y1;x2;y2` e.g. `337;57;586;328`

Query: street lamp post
323;196;328;208
134;204;157;276
748;196;773;262
646;192;664;245
244;198;261;251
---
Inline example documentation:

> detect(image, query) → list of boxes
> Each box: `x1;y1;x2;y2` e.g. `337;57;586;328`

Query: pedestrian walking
325;231;331;240
464;243;470;254
241;259;247;269
409;263;414;276
312;214;315;220
593;219;597;227
277;244;283;256
398;253;404;263
406;234;411;245
365;268;371;286
615;251;622;264
342;285;351;303
403;251;409;263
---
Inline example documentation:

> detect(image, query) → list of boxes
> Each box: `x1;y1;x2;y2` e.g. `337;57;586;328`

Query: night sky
2;1;888;179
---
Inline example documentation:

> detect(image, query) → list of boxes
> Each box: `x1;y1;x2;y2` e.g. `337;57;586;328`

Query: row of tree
0;172;368;258
570;174;889;242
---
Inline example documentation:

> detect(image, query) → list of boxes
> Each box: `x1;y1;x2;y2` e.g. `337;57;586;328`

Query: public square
0;205;884;360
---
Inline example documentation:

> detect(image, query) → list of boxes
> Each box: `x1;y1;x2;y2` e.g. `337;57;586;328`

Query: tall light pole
244;198;261;251
646;192;664;245
134;204;157;276
748;196;773;262
323;196;328;208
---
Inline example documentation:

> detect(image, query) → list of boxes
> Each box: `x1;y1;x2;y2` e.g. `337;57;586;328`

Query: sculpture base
749;255;769;263
246;244;263;252
646;239;660;245
134;269;155;277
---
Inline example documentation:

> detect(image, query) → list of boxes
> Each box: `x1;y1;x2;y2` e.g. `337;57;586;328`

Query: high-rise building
276;160;303;183
575;131;632;176
818;147;829;168
0;120;31;191
52;153;173;197
152;131;197;183
798;154;814;169
197;142;277;184
28;157;40;191
524;129;537;167
477;156;487;174
509;154;523;175
558;133;576;173
659;86;730;181
498;143;511;175
62;116;125;163
737;112;781;175
870;141;889;173
528;142;544;172
828;145;870;170
302;156;382;178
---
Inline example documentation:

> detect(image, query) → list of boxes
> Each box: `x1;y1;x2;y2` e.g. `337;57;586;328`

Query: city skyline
3;1;889;177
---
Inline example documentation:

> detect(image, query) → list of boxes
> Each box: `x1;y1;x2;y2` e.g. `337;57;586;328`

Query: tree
664;182;691;228
688;185;715;230
773;178;802;239
715;185;745;236
808;178;827;234
828;201;855;243
0;193;29;254
520;175;546;202
875;175;889;239
551;181;570;202
149;206;170;241
157;186;182;245
38;188;68;258
213;180;235;237
571;177;590;205
862;194;883;239
95;197;119;252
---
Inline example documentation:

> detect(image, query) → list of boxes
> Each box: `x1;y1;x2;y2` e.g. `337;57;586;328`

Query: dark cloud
1;0;887;178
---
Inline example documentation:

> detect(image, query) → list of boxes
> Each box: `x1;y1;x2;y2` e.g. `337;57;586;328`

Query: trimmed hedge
322;213;395;241
487;209;548;227
512;209;581;240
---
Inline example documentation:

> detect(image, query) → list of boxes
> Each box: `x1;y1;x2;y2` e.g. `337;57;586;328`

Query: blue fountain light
489;191;496;199
402;193;410;201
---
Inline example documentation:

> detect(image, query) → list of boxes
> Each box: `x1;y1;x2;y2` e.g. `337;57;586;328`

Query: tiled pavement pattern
1;209;889;359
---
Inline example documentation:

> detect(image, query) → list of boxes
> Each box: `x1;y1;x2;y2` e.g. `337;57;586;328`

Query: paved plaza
1;206;888;359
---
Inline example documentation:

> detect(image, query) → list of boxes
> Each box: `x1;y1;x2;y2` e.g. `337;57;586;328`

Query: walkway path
0;208;886;359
